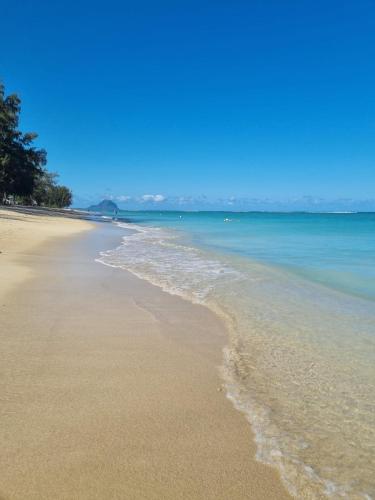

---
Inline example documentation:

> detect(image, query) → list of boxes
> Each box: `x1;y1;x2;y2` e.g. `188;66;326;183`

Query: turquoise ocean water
97;211;375;499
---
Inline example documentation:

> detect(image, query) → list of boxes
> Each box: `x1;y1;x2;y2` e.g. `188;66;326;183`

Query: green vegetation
0;81;72;208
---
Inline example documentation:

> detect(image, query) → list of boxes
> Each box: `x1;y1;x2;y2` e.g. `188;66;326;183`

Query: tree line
0;81;72;208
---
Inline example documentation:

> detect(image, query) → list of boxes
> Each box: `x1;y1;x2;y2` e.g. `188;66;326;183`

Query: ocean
97;211;375;499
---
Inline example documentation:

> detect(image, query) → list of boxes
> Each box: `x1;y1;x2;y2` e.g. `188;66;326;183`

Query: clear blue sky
1;0;374;209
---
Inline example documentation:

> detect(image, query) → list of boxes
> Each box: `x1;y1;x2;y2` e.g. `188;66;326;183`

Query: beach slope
0;210;290;499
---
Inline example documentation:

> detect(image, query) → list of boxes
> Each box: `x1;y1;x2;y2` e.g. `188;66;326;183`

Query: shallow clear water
97;211;375;499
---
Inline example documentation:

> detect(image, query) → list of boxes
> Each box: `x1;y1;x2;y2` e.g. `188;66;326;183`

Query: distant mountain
87;199;118;212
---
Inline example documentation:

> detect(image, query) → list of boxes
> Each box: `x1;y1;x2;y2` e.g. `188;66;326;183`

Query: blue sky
1;0;374;209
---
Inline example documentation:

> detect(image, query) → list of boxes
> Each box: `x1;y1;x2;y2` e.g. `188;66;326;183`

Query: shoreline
0;208;93;300
0;209;290;499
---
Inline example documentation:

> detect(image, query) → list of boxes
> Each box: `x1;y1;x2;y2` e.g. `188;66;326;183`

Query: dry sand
0;208;93;300
0;208;291;499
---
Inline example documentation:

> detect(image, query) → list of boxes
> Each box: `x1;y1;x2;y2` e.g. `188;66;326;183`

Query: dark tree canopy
33;170;72;208
0;82;72;208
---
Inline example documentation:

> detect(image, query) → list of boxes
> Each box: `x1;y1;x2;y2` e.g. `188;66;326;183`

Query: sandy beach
0;208;93;301
0;208;290;499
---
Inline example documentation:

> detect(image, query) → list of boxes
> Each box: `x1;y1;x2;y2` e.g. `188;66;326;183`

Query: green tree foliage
32;170;59;205
49;185;73;208
0;81;72;207
33;170;72;208
0;83;46;199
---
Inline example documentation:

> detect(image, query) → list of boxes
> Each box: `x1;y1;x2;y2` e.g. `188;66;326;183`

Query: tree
32;170;58;205
49;185;72;208
0;81;73;208
32;169;72;208
0;82;47;201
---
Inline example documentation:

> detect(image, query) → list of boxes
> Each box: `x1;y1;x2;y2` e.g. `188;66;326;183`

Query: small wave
96;221;242;303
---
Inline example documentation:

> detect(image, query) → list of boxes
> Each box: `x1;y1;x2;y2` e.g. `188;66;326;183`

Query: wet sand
0;210;291;499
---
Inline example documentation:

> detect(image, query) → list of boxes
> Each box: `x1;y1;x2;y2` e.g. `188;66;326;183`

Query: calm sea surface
97;211;375;499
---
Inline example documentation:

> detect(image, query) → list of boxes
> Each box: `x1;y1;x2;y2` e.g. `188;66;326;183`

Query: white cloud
141;194;166;203
177;196;193;205
226;196;237;206
116;195;132;202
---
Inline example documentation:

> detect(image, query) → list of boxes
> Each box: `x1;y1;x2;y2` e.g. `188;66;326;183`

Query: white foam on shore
97;221;242;302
